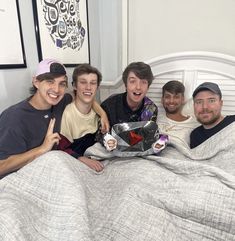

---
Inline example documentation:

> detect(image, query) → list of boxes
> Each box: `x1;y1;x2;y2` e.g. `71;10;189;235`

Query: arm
0;146;46;177
0;118;60;177
92;100;110;133
58;134;78;158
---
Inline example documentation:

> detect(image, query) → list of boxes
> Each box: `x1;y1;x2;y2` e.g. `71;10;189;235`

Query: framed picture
32;0;90;67
0;0;26;68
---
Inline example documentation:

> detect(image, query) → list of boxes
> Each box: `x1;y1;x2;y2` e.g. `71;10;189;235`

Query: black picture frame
0;0;26;69
32;0;90;67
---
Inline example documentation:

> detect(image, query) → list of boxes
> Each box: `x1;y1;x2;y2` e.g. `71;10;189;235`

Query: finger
100;124;107;134
101;119;110;133
96;164;103;172
105;122;110;133
46;118;55;135
51;133;61;145
97;162;104;171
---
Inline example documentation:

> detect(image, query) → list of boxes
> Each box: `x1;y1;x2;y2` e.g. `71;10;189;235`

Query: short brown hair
122;62;154;87
72;64;102;96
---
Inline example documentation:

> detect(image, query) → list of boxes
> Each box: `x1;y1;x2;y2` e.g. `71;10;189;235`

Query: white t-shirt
157;114;199;146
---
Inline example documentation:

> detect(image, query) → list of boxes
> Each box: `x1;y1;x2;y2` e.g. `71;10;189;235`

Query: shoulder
190;125;203;136
64;101;75;111
0;99;29;121
53;93;72;114
61;93;73;105
226;115;235;121
101;93;123;106
157;113;167;122
143;96;158;114
143;96;158;109
143;96;156;105
62;101;77;118
103;93;123;102
185;116;199;125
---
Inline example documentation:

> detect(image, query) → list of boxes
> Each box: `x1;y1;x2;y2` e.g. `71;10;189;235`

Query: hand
152;134;169;154
40;118;61;153
103;133;117;151
79;156;104;172
100;114;110;134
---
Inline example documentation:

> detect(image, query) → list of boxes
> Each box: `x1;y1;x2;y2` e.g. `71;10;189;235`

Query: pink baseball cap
35;59;66;77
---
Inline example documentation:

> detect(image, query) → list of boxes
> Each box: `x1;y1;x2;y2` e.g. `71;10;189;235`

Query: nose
85;82;91;89
52;82;60;92
201;101;209;109
169;96;174;104
136;81;141;89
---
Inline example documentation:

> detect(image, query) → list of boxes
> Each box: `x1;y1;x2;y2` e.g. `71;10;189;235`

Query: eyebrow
128;76;137;79
78;77;97;81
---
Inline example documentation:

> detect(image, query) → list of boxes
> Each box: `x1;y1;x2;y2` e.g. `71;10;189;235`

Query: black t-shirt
0;93;72;160
190;115;235;148
101;92;157;128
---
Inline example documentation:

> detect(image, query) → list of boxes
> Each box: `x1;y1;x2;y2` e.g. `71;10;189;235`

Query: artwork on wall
0;0;26;69
32;0;90;67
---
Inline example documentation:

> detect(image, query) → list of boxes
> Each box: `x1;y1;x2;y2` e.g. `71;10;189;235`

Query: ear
32;77;39;89
182;95;186;105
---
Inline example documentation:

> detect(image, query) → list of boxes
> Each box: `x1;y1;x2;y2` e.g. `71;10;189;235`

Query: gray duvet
1;123;235;241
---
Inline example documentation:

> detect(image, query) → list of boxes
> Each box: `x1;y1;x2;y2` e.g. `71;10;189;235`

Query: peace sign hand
40;118;61;154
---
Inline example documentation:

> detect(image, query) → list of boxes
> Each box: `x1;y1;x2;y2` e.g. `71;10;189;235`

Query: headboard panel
100;51;235;116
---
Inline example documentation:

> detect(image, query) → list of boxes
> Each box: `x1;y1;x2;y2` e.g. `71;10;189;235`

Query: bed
1;51;235;241
100;51;235;116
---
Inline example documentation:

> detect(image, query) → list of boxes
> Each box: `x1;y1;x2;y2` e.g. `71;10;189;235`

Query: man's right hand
40;118;61;153
0;118;61;177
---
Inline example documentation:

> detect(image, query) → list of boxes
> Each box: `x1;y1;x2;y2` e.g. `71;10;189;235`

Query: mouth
83;92;93;96
48;92;60;99
167;104;176;108
199;112;211;118
133;92;142;96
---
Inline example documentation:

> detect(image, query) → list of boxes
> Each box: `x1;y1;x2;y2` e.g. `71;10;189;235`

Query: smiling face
32;75;68;109
74;73;98;105
162;90;185;114
126;71;149;110
193;90;223;128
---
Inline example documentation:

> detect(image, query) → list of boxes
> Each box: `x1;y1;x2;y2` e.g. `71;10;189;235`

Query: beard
164;106;180;115
196;111;221;126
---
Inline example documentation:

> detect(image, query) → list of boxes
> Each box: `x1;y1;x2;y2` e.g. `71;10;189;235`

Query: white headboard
100;51;235;116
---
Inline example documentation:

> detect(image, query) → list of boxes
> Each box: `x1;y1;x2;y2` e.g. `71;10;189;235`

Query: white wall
0;0;76;113
0;1;36;112
1;0;235;113
128;0;235;62
0;1;101;113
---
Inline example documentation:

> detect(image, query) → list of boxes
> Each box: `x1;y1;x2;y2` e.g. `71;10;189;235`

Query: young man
158;80;199;145
190;82;235;148
59;64;104;172
99;61;159;151
0;60;108;178
0;59;72;178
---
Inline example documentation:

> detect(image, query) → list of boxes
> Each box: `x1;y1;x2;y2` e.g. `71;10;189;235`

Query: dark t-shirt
190;115;235;148
0;93;72;160
101;92;158;128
